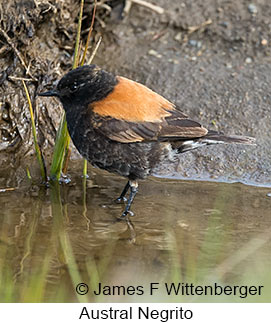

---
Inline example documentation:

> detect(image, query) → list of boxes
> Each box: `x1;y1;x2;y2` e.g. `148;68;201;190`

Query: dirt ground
1;0;271;186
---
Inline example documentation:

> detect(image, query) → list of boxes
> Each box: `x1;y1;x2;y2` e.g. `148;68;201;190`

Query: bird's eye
69;83;78;93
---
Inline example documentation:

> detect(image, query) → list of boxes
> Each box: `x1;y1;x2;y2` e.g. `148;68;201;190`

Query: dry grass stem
8;76;34;82
187;19;212;34
87;36;102;64
81;0;97;66
125;0;165;15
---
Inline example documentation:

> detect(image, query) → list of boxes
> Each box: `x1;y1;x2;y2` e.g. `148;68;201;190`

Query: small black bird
39;65;255;217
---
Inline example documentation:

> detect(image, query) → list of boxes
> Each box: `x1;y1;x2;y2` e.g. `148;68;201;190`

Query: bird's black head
39;65;118;110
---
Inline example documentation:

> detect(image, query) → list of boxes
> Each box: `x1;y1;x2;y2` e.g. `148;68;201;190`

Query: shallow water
0;161;270;302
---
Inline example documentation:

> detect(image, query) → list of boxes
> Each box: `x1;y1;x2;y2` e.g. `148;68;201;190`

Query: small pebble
245;57;253;64
220;21;229;28
174;32;182;42
197;41;202;48
248;4;257;14
148;49;162;59
189;39;202;48
168;58;179;64
267;193;271;197
261;39;268;46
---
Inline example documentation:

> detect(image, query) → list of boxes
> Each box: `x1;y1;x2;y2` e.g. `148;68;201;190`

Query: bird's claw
115;196;127;203
121;210;134;217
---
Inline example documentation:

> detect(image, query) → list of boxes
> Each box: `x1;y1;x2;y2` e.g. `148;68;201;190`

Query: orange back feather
92;76;175;122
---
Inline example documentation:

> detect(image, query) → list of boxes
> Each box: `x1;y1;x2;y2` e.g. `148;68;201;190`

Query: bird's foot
115;196;127;203
121;210;134;217
58;172;71;184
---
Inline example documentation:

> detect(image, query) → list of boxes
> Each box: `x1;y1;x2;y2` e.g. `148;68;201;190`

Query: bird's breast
65;107;174;179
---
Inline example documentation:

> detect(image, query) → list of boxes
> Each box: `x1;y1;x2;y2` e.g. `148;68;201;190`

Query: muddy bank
1;0;271;186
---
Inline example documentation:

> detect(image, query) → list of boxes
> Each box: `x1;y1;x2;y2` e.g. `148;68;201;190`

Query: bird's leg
115;181;130;202
122;180;138;217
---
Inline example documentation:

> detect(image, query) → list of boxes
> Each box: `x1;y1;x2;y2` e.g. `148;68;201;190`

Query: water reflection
0;162;270;302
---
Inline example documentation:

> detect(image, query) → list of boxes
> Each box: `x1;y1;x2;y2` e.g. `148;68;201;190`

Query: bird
39;64;255;217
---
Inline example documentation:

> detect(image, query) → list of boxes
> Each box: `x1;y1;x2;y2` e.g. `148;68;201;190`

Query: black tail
177;130;256;153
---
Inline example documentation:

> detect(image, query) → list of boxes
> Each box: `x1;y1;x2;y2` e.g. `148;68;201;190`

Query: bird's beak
38;90;59;97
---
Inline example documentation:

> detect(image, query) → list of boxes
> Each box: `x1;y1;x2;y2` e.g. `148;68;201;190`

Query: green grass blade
50;0;84;181
83;159;88;177
26;167;32;180
49;114;70;180
22;80;47;182
72;0;84;69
